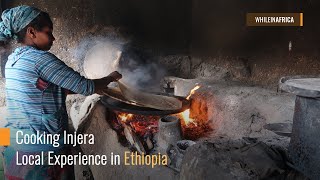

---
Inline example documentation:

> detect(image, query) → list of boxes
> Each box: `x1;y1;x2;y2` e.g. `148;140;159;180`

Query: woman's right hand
107;71;122;81
93;71;122;94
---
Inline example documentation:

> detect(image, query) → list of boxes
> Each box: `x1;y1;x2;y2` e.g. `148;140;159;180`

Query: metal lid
279;75;320;97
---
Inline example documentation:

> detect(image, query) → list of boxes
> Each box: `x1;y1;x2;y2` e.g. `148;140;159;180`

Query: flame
118;113;133;122
179;85;201;126
186;85;200;100
177;84;212;140
180;109;196;126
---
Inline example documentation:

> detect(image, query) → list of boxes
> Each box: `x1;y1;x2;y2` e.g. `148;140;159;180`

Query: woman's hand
107;71;122;81
93;71;122;94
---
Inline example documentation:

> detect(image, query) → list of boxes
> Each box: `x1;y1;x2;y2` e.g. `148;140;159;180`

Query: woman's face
33;26;55;51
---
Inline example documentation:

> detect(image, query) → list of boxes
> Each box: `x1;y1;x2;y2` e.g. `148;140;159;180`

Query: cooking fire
105;85;212;155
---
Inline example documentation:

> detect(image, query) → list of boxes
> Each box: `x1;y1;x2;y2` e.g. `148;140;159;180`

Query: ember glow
115;112;159;137
177;106;211;140
118;113;133;122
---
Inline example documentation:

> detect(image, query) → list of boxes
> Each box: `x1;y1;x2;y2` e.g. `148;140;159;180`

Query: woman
0;5;121;179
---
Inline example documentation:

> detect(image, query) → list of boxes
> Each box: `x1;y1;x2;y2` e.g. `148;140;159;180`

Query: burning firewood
143;132;154;151
123;123;146;154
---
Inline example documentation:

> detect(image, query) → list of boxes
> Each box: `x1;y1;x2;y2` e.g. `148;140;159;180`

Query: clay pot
157;116;183;153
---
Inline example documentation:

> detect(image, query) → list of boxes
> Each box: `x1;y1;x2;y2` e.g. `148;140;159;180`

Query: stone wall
1;0;319;88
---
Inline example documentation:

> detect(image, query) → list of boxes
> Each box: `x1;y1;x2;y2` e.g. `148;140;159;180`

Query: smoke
119;61;166;90
72;31;167;91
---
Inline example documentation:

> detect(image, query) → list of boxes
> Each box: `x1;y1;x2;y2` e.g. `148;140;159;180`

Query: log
123;124;146;154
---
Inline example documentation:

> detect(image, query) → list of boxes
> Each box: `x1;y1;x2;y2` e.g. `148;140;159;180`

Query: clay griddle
101;87;190;115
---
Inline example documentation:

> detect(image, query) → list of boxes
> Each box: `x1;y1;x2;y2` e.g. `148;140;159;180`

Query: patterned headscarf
0;5;41;41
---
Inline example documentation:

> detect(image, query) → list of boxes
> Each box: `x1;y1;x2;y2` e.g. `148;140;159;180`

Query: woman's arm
35;52;122;95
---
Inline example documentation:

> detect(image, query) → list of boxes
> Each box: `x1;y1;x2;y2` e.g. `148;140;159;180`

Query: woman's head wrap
0;5;41;41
